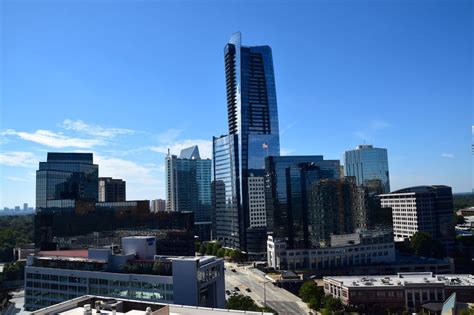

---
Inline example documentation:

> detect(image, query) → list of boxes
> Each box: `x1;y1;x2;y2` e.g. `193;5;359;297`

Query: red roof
38;250;88;258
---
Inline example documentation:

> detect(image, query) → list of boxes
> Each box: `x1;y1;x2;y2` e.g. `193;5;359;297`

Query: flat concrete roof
324;273;474;288
38;250;89;258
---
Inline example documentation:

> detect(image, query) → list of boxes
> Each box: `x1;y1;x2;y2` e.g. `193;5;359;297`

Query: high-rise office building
212;134;240;248
213;32;280;251
265;156;341;249
98;177;126;202
35;199;195;256
151;199;166;212
36;153;98;209
248;175;266;228
343;145;390;193
165;146;212;240
308;177;367;247
380;185;455;249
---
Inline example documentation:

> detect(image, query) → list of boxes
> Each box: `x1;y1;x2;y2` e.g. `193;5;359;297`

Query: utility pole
260;280;271;308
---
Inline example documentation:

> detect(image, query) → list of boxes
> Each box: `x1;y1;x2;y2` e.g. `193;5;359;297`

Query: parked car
234;286;240;291
226;290;231;295
231;268;237;273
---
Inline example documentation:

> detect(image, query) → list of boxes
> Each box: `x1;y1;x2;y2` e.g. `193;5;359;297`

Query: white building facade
267;231;396;270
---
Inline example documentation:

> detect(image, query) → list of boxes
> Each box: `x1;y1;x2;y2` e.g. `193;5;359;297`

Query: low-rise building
267;230;396;270
323;272;474;314
25;236;224;312
31;295;272;315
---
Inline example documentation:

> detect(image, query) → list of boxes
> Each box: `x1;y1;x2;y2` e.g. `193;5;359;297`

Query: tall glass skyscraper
165;145;212;240
343;145;390;193
213;33;280;251
264;156;341;249
36;153;98;209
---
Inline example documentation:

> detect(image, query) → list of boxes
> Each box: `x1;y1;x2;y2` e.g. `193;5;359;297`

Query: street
224;262;312;315
4;289;29;315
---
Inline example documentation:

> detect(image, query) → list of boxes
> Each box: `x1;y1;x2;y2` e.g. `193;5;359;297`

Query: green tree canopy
216;248;225;258
226;294;260;312
229;249;246;262
299;281;323;303
410;231;444;258
323;295;343;312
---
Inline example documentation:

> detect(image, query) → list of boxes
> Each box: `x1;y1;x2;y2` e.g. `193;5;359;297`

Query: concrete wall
172;259;199;306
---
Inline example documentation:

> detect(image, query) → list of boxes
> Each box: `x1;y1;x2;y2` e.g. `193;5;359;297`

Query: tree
308;297;322;310
212;242;222;256
226;294;260;312
323;295;342;312
1;261;25;281
229;249;245;262
411;231;432;257
199;244;206;256
458;306;474;315
0;215;34;262
410;231;445;258
216;248;225;258
299;281;323;303
224;248;232;257
205;243;214;255
152;262;166;275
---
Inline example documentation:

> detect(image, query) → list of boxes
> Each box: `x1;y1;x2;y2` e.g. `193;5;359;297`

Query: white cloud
156;129;183;144
0;151;38;167
5;176;31;182
94;154;164;200
150;139;213;159
95;154;160;186
61;119;134;138
441;153;455;159
2;129;103;148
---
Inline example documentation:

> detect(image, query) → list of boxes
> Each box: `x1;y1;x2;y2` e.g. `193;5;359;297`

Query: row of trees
122;261;172;276
0;215;34;262
0;261;25;282
226;294;276;314
195;241;246;262
396;231;445;259
299;281;343;314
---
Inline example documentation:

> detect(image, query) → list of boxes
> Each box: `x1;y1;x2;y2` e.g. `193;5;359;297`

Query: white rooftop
57;306;270;315
32;296;272;315
324;272;474;288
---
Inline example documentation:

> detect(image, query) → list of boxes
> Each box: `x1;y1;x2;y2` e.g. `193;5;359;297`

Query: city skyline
1;1;472;208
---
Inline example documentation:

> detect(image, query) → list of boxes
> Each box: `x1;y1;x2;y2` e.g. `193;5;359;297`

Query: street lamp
259;280;271;308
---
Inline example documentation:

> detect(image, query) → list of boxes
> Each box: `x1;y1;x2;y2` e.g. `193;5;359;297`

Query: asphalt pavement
224;262;312;315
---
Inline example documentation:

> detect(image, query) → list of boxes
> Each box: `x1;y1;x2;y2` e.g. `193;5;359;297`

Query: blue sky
0;0;472;208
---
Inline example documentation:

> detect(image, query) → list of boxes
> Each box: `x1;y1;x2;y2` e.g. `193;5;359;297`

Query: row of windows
26;274;173;291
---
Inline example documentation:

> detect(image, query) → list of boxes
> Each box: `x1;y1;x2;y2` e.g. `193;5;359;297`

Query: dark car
234;286;240;291
226;290;231;295
245;288;251;292
231;268;237;273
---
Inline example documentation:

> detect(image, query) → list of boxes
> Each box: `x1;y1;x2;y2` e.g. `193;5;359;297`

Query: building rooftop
32;296;272;315
324;273;474;288
38;250;89;258
381;185;451;195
